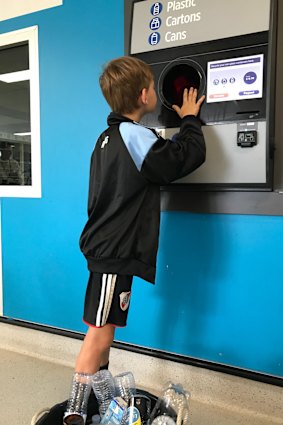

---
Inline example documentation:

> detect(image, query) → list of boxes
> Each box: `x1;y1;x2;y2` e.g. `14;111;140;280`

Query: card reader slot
236;111;260;115
236;111;260;119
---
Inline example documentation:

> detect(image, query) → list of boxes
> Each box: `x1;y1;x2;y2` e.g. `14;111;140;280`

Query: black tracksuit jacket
79;112;206;283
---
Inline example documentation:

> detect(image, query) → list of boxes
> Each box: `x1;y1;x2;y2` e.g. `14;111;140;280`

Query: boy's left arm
140;115;206;185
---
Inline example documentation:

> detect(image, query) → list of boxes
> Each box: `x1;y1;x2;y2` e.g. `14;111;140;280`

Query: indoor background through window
0;42;31;186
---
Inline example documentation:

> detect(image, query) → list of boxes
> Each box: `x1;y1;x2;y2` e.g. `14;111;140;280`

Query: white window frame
0;26;41;198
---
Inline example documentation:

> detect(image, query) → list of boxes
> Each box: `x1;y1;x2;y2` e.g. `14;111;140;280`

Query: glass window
0;27;41;197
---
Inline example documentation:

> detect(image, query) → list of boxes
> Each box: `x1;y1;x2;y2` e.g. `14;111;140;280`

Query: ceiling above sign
0;0;63;22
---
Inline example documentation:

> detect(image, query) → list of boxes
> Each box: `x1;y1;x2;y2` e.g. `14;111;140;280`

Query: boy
64;56;205;424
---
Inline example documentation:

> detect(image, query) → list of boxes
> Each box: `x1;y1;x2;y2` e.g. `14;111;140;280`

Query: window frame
0;26;41;198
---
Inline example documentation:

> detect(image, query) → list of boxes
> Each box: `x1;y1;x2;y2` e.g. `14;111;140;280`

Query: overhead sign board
131;0;271;54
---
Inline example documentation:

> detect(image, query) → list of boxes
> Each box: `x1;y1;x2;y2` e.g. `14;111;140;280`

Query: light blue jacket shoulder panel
119;122;158;171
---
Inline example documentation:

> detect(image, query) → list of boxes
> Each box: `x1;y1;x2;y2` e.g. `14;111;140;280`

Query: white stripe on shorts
102;274;117;325
95;274;117;327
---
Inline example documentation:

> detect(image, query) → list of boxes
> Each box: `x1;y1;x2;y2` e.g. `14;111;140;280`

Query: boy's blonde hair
99;56;154;115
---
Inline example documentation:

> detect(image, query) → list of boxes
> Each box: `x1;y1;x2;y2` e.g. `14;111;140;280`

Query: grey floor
1;348;72;424
0;348;282;425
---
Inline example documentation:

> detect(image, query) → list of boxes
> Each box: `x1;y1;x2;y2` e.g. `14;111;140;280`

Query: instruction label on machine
131;0;270;54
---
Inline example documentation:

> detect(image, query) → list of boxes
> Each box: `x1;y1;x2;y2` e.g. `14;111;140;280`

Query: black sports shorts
83;272;133;328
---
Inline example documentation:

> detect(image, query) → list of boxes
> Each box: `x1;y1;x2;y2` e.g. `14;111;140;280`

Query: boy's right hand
172;87;205;119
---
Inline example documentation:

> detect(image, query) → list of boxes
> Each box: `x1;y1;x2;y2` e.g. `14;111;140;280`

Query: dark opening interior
161;63;201;108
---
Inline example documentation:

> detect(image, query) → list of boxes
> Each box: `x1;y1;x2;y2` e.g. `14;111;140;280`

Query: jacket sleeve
140;115;206;185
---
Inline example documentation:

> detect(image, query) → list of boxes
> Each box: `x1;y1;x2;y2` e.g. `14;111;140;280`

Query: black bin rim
158;58;206;111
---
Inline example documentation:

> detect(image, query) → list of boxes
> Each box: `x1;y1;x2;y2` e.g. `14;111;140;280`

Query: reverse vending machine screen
207;54;264;103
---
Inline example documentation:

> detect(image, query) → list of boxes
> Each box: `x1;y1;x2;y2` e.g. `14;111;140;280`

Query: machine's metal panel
125;0;281;212
160;122;267;184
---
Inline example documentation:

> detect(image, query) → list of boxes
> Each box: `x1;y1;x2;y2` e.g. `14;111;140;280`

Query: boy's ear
140;88;148;105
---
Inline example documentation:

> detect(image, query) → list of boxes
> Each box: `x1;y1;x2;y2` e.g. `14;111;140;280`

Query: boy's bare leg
63;326;115;423
100;347;111;368
75;324;115;374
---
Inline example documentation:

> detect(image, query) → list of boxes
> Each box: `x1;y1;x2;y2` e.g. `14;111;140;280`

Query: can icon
149;32;161;46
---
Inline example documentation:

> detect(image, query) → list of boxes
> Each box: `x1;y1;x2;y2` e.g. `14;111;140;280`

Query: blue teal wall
1;0;283;378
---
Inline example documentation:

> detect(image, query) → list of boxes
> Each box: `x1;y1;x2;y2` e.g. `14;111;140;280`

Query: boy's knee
87;324;114;353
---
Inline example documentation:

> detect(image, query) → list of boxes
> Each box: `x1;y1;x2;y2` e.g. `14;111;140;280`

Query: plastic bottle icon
153;3;161;15
151;2;163;16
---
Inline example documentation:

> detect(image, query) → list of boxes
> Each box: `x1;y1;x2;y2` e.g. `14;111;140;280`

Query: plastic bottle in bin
92;369;116;417
151;416;176;425
63;372;93;425
114;371;136;403
150;383;190;425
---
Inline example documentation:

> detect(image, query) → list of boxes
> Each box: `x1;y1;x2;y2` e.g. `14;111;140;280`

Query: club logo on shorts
119;291;131;311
